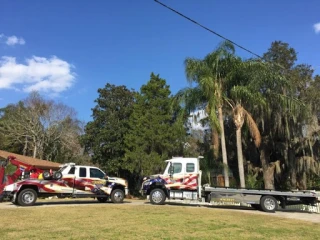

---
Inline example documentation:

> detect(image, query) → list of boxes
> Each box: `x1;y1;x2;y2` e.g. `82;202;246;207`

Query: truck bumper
0;191;13;201
125;187;129;196
140;190;147;196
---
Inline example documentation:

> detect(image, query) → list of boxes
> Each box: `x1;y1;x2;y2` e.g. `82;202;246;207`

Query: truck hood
144;173;163;179
107;177;128;187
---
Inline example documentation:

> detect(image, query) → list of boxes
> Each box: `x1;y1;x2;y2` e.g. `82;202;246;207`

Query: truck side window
90;168;105;179
68;167;75;174
173;163;182;174
186;163;195;172
79;167;87;177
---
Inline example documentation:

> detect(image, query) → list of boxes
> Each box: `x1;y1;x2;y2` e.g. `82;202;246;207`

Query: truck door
184;162;198;190
74;167;88;191
89;168;106;189
167;162;184;190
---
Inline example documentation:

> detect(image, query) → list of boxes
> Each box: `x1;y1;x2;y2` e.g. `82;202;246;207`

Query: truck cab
4;163;129;206
141;157;202;204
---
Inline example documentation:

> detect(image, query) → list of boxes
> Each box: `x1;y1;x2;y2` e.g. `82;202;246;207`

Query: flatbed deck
204;187;318;198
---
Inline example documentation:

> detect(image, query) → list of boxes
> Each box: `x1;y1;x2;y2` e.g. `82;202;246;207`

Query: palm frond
244;109;261;147
230;86;267;108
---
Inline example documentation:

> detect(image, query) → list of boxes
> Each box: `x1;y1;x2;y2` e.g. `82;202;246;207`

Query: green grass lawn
0;201;319;240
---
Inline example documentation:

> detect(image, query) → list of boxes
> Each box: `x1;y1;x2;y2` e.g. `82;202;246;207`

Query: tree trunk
236;128;245;188
260;141;275;190
263;165;275;190
218;106;229;187
290;169;297;190
23;136;28;156
33;143;37;158
298;172;307;190
288;147;296;189
212;127;219;158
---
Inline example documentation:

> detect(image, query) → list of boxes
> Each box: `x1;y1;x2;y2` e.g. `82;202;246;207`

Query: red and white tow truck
2;162;129;206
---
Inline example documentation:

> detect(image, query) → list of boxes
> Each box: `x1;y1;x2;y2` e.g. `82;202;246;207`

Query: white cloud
0;56;75;94
314;22;320;34
0;33;25;46
6;36;25;46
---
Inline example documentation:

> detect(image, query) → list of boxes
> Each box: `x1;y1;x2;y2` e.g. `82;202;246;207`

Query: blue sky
0;0;319;122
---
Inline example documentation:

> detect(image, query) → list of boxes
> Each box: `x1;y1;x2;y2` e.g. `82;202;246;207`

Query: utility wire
154;0;264;60
154;0;292;72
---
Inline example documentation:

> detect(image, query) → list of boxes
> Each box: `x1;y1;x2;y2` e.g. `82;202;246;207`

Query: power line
154;0;264;60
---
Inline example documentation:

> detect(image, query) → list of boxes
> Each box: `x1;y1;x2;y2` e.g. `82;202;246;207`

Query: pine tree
81;83;135;174
124;73;185;177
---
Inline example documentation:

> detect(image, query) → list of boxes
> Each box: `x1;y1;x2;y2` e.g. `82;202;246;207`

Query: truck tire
111;189;124;203
260;195;278;213
17;188;37;206
97;197;108;203
150;188;166;205
43;171;51;180
53;171;63;180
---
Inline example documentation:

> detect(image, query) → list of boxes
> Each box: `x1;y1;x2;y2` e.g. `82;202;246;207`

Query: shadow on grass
149;201;319;215
3;199;137;207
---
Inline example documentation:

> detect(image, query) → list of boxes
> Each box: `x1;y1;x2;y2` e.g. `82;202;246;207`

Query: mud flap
12;192;17;204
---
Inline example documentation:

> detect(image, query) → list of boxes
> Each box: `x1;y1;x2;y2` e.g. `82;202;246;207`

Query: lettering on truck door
89;168;107;188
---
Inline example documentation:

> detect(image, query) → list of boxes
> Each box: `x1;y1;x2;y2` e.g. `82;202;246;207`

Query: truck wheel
97;197;108;203
111;189;124;203
43;171;51;180
53;171;63;180
150;188;166;205
260;196;278;213
17;189;37;206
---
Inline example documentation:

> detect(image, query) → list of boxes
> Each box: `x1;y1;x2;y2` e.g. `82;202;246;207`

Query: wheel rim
22;191;35;204
114;191;123;202
151;190;163;203
264;198;276;210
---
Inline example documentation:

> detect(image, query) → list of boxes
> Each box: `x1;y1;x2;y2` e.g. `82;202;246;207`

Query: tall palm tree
184;41;236;187
227;102;261;188
224;60;267;188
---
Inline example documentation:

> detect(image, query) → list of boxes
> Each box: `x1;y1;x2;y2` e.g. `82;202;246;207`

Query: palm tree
184;41;236;187
224;60;267;188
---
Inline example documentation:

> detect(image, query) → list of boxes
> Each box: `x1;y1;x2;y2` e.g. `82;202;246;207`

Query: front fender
148;182;169;197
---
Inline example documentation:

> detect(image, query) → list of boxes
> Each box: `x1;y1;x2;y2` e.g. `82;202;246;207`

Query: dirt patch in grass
0;204;319;239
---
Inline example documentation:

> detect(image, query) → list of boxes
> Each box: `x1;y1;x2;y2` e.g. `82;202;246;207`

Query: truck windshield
166;162;182;174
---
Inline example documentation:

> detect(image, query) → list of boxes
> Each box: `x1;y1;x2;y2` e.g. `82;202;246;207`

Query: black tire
43;171;51;180
150;188;166;205
97;197;108;203
17;189;37;206
251;204;261;210
111;189;124;203
260;195;278;213
53;171;63;180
